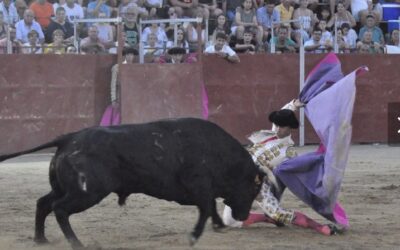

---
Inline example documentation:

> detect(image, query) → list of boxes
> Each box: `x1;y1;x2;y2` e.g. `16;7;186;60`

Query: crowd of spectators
0;0;399;58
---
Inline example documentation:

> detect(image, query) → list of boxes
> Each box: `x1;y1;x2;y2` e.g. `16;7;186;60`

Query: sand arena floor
0;145;399;250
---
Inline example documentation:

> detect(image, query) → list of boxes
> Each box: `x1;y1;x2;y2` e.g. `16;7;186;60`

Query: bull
0;118;263;249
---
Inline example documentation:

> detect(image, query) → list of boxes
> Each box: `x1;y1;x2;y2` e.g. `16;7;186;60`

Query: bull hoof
212;223;227;233
188;233;198;246
34;237;49;244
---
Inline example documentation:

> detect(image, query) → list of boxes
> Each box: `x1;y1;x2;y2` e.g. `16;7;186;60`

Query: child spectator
204;32;240;63
231;27;258;54
22;29;42;54
143;32;164;57
44;28;66;54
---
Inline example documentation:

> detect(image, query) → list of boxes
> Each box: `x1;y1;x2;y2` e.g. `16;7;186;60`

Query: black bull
0;118;263;249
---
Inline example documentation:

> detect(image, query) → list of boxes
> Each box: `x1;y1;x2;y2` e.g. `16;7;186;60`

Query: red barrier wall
0;55;115;153
0;54;399;153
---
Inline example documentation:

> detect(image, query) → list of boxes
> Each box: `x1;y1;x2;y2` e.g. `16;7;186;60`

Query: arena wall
0;54;398;153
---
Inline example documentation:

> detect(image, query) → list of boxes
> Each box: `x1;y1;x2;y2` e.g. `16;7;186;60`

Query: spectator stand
138;17;207;63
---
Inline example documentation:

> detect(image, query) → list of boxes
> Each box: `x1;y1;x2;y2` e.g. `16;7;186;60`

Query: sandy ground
0;145;399;250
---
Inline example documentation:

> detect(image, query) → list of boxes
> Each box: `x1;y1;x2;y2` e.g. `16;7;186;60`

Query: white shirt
0;2;18;25
62;3;85;23
204;44;236;56
15;20;45;43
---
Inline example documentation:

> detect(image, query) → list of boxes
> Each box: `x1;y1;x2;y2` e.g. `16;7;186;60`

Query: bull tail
0;134;71;163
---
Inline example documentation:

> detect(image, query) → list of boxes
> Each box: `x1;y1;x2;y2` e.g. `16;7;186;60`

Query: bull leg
211;200;225;232
190;198;212;246
52;192;108;249
34;191;61;244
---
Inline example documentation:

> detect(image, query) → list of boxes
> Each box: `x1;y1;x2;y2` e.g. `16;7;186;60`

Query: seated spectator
198;0;223;19
143;32;164;57
270;25;297;53
388;29;399;46
318;20;333;46
186;10;207;52
44;29;66;54
231;27;258;54
16;9;45;44
14;0;28;21
22;30;42;54
304;27;333;53
66;44;77;53
80;25;107;50
119;0;148;19
87;0;111;19
232;0;263;46
123;6;140;49
358;14;384;45
327;1;356;29
62;0;84;23
223;0;257;23
257;0;280;43
356;30;383;53
0;27;19;54
358;0;381;26
210;14;232;44
159;46;197;63
274;0;293;23
357;43;371;53
292;0;319;44
45;7;74;44
166;27;190;53
168;0;198;17
333;27;350;53
95;11;115;49
0;12;7;40
204;32;240;63
316;5;331;21
0;0;18;25
29;0;54;30
329;0;350;21
341;22;357;50
142;19;168;47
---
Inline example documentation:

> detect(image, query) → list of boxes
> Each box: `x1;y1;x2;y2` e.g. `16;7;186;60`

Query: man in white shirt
204;32;240;63
0;0;18;25
15;9;44;44
62;0;84;23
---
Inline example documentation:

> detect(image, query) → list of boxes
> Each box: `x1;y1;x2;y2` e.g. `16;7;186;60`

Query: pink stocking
292;211;331;236
242;212;278;227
